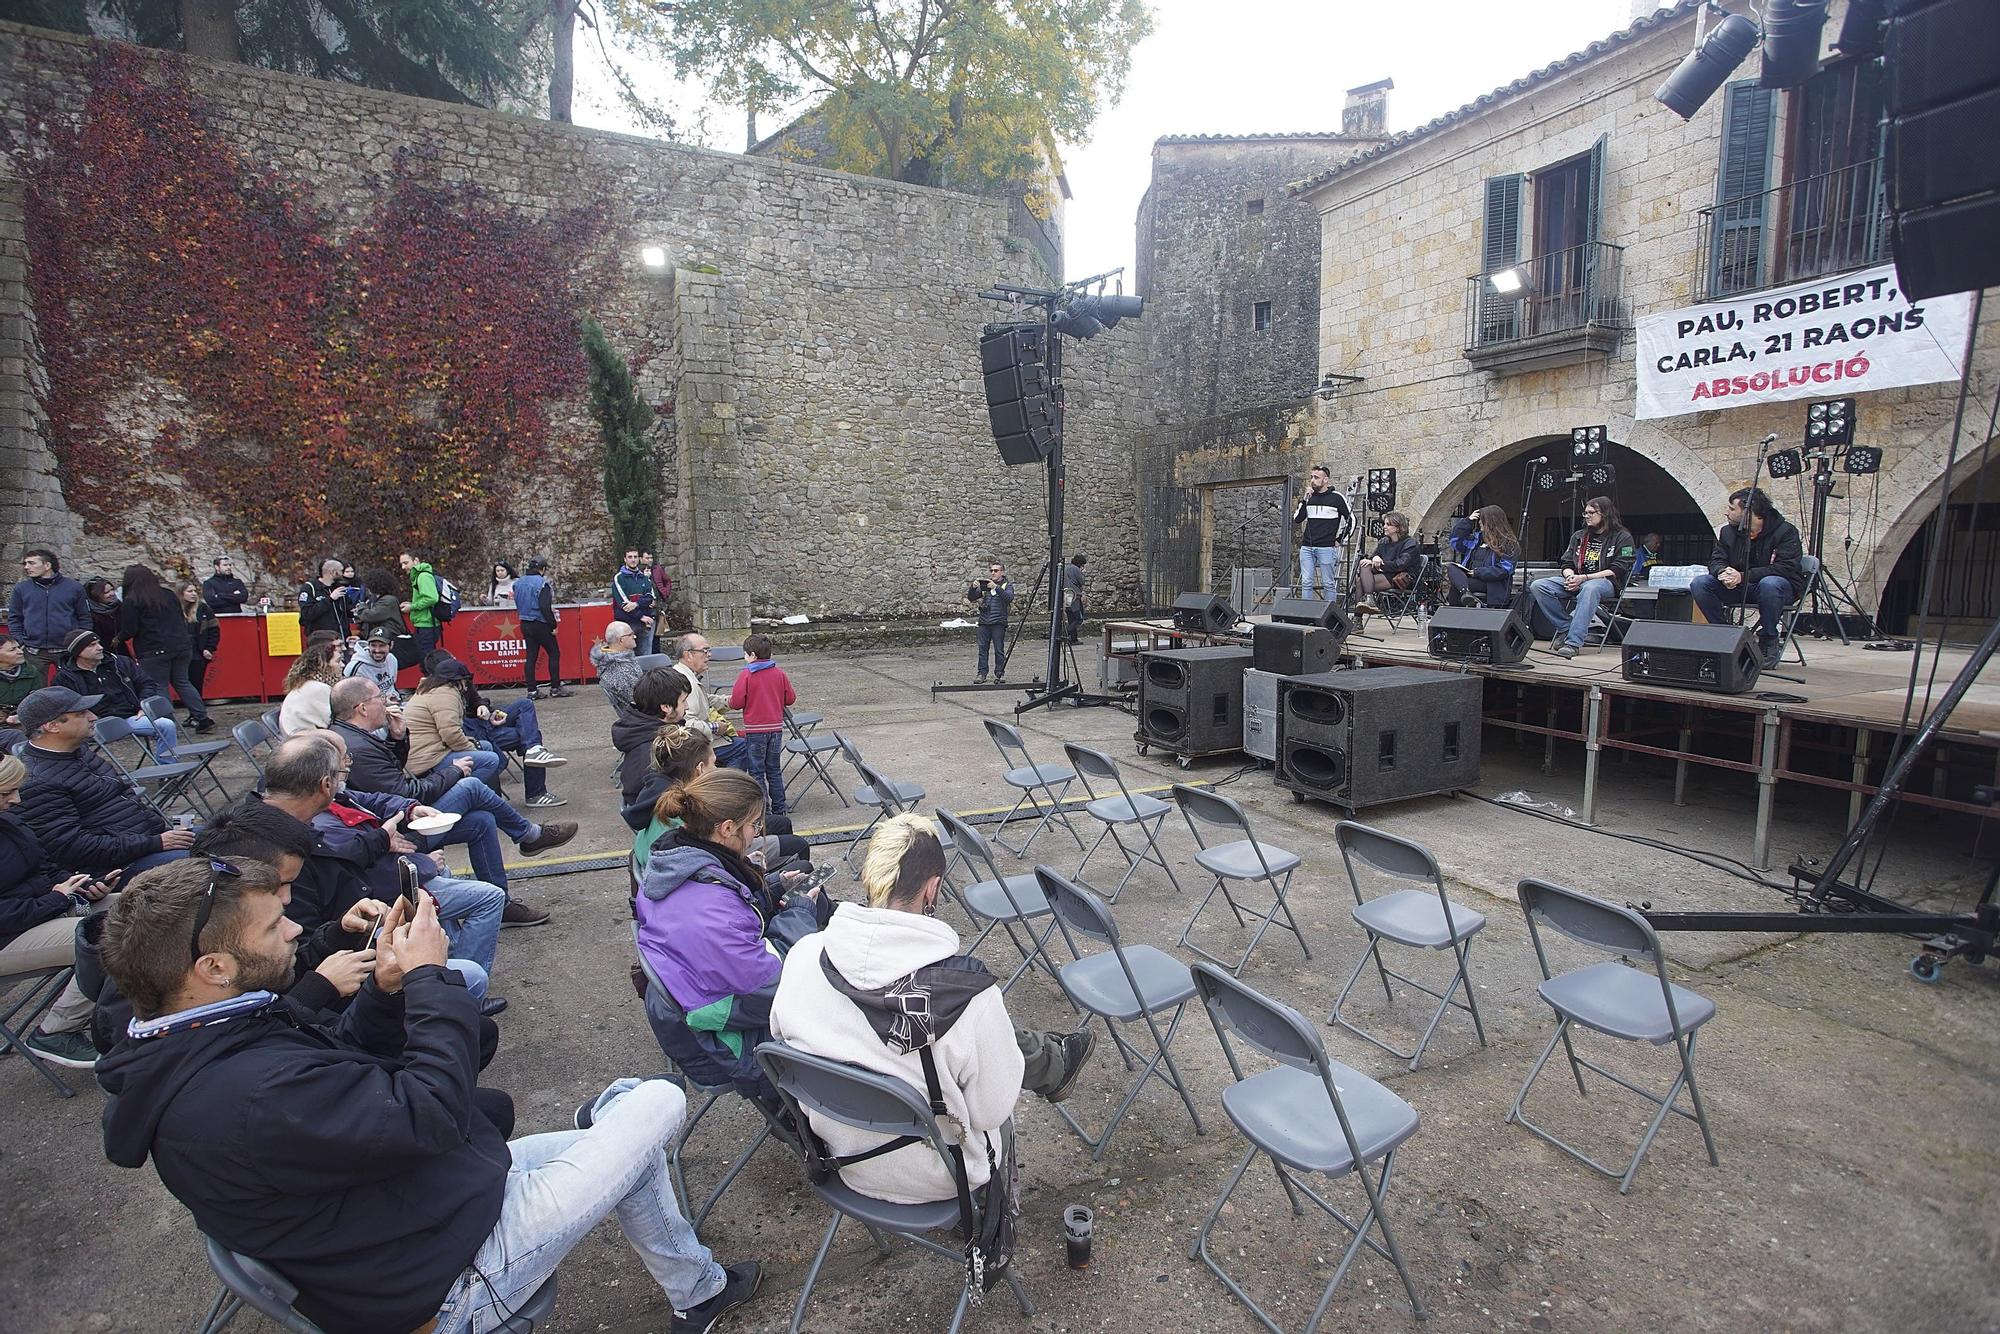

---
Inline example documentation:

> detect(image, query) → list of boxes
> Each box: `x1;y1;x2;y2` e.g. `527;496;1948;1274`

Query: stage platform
1103;616;2000;867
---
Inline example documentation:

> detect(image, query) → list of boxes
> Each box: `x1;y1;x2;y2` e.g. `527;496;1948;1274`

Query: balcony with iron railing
1463;240;1628;374
1696;158;1889;302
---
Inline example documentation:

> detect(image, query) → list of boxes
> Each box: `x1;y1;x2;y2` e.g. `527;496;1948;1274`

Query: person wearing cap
52;628;179;761
404;655;569;808
512;558;568;699
343;626;403;703
15;686;197;882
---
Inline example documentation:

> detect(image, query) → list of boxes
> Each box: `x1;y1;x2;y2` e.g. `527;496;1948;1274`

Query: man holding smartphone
964;561;1014;683
97;859;763;1334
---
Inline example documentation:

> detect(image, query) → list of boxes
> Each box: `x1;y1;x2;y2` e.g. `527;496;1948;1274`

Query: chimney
1342;80;1393;138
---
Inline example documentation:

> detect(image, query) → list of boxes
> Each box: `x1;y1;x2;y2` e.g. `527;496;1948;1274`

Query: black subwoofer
1137;645;1252;757
1275;667;1483;810
1427;604;1532;665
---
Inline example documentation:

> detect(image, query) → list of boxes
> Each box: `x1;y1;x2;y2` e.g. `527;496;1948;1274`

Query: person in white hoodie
769;813;1095;1206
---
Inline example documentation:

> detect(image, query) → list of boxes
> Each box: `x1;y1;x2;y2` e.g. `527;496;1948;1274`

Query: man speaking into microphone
1291;464;1353;600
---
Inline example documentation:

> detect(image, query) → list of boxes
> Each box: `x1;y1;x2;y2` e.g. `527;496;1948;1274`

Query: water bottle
1417;604;1431;643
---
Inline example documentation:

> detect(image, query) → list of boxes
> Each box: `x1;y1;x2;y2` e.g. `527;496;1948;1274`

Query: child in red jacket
727;633;796;815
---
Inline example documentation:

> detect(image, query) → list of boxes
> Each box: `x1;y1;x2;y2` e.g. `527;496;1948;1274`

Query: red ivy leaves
12;45;613;572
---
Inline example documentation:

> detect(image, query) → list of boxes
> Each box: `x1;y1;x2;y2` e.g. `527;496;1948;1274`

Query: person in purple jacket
633;768;828;1098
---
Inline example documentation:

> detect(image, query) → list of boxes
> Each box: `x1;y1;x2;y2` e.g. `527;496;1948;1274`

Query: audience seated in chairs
635;769;832;1100
591;621;644;714
94;857;764;1334
625;725;810;876
402;653;569;808
53;629;179;761
770;812;1095;1205
15;686;195;885
1;633;35;747
259;733;508;1010
328;677;569;926
1445;505;1521;609
616;667;693;812
341;626;402;702
0;750;113;1070
276;631;344;736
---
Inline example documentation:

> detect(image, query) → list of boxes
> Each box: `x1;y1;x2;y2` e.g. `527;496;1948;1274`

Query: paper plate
406;813;462;836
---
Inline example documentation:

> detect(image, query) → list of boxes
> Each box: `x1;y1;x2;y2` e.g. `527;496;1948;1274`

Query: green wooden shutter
1480;172;1526;342
1710;82;1775;297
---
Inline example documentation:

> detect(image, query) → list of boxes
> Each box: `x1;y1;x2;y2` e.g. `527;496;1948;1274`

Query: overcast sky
572;0;1667;281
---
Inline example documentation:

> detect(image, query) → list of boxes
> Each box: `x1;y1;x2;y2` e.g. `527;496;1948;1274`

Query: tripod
1800;451;1876;644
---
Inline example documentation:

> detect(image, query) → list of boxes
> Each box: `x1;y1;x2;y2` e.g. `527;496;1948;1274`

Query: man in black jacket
1528;495;1638;658
53;629;182;761
297;558;351;640
96;858;762;1334
1292;464;1353;600
16;687;195;882
201;557;249;614
1692;487;1805;670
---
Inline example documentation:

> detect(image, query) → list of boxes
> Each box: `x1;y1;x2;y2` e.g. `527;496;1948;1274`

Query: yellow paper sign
265;612;302;657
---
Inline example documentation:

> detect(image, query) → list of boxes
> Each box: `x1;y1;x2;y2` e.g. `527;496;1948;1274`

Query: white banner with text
1634;264;1973;420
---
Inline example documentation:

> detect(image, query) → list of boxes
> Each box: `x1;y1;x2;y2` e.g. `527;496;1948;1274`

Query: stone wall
0;24;1143;627
1301;1;2000;617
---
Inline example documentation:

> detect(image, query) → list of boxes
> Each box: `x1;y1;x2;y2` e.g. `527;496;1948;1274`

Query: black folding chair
197;1234;557;1333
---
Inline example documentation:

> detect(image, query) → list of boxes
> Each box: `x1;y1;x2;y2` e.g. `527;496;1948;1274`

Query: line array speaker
979;323;1057;464
1619;621;1761;694
1269;597;1352;635
1274;667;1483;810
1172;592;1237;635
1427;604;1532;666
1137;646;1253;757
1885;0;2000;298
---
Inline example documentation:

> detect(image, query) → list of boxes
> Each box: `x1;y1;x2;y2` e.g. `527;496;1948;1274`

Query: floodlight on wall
1488;267;1527;294
640;246;669;269
1654;11;1760;119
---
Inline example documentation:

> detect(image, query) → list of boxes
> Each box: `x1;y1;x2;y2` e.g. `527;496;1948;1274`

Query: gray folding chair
1189;963;1425;1327
0;963;80;1098
838;739;925;874
782;708;848;809
755;1041;1035;1334
932;808;1058;995
1063;743;1184;903
231;718;276;783
1037;866;1203;1159
260;706;282;736
197;1234;556;1333
632;926;786;1226
981;719;1083;857
92;716;208;819
1173;784;1310;976
632;653;674;675
1506;877;1719;1194
1771;553;1821;667
1328;821;1488;1070
140;696;233;807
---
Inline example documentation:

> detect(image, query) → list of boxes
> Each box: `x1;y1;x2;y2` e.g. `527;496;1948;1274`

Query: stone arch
1858;424;2000;615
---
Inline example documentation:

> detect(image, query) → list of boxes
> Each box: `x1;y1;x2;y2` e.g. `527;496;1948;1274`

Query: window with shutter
1710;82;1776;297
1479;173;1525;342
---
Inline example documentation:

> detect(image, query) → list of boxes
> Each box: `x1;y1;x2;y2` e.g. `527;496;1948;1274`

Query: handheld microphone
1758;432;1779;447
1526;455;1549;464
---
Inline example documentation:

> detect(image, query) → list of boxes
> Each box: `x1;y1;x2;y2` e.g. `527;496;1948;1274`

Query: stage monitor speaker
1427;604;1532;666
1619;621;1762;694
1269;597;1352;635
1137;646;1253;756
1172;592;1237;635
979;323;1057;464
1884;0;2000;299
1274;667;1483;810
1252;622;1342;675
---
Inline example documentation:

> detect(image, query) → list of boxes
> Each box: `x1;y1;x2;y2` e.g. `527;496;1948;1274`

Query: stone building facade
0;23;1145;629
1296;0;1999;632
1131;89;1389;603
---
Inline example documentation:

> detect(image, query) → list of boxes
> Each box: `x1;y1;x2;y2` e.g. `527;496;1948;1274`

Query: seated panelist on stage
1690;487;1803;672
1352;512;1420;612
1529;496;1636;659
1445;505;1520;610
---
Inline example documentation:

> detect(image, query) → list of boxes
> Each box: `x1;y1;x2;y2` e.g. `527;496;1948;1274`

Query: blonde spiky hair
861;812;947;909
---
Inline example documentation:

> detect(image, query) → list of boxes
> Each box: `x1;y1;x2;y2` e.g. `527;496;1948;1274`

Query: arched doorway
1443;438;1713;564
1876;446;2000;641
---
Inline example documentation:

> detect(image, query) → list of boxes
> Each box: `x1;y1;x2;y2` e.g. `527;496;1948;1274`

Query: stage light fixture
1767;448;1805;479
1488;267;1526;294
1655;11;1761;119
1843;445;1883;475
1805;397;1856;449
1367;467;1398;513
1584;462;1618;490
1760;0;1831;90
1369;516;1387;540
1051;292;1143;340
1833;0;1885;56
640;245;668;269
1570;424;1607;463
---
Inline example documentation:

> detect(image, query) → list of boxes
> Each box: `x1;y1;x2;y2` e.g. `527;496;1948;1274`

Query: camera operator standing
965;562;1014;683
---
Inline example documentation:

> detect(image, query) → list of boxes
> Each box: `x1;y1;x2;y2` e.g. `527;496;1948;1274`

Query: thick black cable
1464;790;1794;894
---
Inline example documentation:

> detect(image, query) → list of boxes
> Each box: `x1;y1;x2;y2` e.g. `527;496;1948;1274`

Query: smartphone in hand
397;856;420;907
